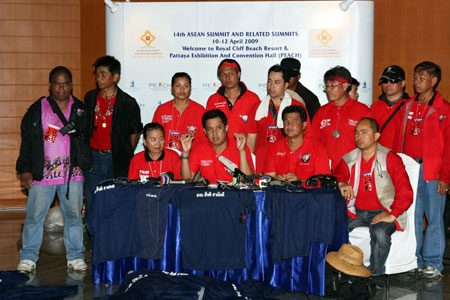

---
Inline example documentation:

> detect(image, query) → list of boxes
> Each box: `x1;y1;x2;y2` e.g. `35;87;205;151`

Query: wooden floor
1;209;450;299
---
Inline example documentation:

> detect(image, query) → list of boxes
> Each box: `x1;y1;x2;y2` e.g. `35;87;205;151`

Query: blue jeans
20;181;84;262
83;150;113;230
349;208;396;275
415;163;446;271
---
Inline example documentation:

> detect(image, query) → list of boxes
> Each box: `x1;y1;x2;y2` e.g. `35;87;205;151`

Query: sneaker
422;266;442;279
17;260;36;272
67;259;87;271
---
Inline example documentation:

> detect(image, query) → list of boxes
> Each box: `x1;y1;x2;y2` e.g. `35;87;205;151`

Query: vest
342;144;407;229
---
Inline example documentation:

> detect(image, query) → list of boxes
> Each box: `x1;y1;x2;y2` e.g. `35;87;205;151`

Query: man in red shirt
206;59;260;136
264;105;329;182
397;61;450;278
180;109;254;184
246;64;308;173
128;123;181;181
152;72;206;152
312;66;370;170
334;118;413;276
370;65;409;149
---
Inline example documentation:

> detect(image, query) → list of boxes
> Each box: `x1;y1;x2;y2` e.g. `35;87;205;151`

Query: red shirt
152;99;206;152
128;149;181;180
206;82;260;136
264;137;330;180
402;100;431;159
333;151;412;219
90;93;116;150
371;98;406;150
246;99;308;173
312;96;370;170
189;138;254;183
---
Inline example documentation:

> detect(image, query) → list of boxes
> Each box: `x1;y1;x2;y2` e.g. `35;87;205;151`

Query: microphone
159;172;189;185
218;156;246;178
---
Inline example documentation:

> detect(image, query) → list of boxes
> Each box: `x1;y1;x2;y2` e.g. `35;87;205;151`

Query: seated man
128;122;181;181
180;109;254;183
333;117;413;276
264;105;329;182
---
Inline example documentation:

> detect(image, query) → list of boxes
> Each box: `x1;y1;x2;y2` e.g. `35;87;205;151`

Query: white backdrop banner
106;1;374;126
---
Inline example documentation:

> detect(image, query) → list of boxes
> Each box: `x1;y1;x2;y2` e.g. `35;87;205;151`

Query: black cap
280;58;301;78
379;65;405;82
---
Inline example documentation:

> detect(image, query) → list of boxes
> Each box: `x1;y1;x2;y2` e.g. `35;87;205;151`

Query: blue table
90;184;348;296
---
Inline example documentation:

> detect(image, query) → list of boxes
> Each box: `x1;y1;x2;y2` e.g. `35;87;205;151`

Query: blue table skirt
92;190;348;296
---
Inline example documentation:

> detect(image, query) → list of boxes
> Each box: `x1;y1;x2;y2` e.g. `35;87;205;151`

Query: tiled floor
1;210;449;299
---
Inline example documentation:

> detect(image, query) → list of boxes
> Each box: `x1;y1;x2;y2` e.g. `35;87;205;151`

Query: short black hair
143;122;165;139
171;72;192;86
414;61;441;89
358;117;379;133
217;59;241;79
93;55;121;76
202;109;227;129
324;66;352;86
351;77;360;87
49;66;72;83
268;64;289;83
281;105;308;123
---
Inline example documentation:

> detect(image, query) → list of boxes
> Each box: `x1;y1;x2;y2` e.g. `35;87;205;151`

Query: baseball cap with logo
379;65;405;82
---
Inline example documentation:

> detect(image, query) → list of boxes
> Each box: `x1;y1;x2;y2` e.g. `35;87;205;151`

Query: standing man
246;64;308;173
264;105;329;182
371;65;409;149
334;118;413;276
84;56;143;227
16;66;90;272
180;109;254;184
280;57;321;120
397;61;450;278
206;59;260;136
312;66;370;170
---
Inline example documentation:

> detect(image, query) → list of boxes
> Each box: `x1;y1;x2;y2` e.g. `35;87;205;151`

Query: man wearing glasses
371;65;409;149
311;66;370;170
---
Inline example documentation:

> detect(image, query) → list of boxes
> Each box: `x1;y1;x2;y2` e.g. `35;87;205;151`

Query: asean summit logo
316;30;333;46
140;30;156;46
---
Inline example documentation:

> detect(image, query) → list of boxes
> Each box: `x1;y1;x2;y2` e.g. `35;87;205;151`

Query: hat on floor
326;244;371;277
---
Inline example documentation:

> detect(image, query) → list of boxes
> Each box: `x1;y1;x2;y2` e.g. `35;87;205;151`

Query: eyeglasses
380;78;401;84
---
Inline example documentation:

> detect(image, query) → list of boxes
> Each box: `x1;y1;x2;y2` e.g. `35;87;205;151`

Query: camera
59;121;76;136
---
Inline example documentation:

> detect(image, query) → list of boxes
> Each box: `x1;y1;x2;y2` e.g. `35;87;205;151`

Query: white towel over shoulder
254;91;293;128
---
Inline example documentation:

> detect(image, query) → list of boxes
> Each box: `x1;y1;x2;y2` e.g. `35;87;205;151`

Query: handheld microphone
218;156;246;177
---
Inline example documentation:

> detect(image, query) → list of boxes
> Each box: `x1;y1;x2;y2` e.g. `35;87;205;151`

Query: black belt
93;149;112;154
414;158;423;164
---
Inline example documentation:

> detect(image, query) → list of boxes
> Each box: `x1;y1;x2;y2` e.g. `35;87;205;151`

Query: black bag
302;174;338;189
325;263;377;300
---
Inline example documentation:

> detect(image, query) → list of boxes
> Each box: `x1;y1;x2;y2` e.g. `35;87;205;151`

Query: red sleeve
206;95;215;112
314;144;331;175
332;158;350;183
128;155;140;180
387;152;413;218
263;144;277;174
311;108;324;145
245;105;258;134
152;106;161;123
438;105;450;183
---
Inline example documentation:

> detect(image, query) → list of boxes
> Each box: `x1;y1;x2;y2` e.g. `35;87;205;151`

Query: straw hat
326;244;371;277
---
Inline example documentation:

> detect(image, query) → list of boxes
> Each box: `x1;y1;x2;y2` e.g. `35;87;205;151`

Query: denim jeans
349;208;396;275
415;163;446;271
83;150;113;231
19;181;84;262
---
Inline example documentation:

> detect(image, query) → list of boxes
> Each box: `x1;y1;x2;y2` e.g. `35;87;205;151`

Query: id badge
362;172;373;191
411;118;423;136
44;124;60;143
266;126;278;143
168;130;181;149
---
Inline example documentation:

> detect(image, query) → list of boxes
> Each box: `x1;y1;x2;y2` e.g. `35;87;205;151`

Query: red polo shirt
206;82;260;136
189;138;254;183
401;100;431;159
90;93;116;150
246;99;309;173
312;96;370;170
152;99;206;152
264;137;330;180
128;149;181;180
370;98;406;150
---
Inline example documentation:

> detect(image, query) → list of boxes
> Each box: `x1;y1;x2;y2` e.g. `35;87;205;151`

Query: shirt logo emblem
439;115;445;122
301;153;311;163
187;125;197;135
320;119;331;129
348;119;358;126
161;115;172;123
240;115;248;123
200;160;213;167
276;152;285;156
